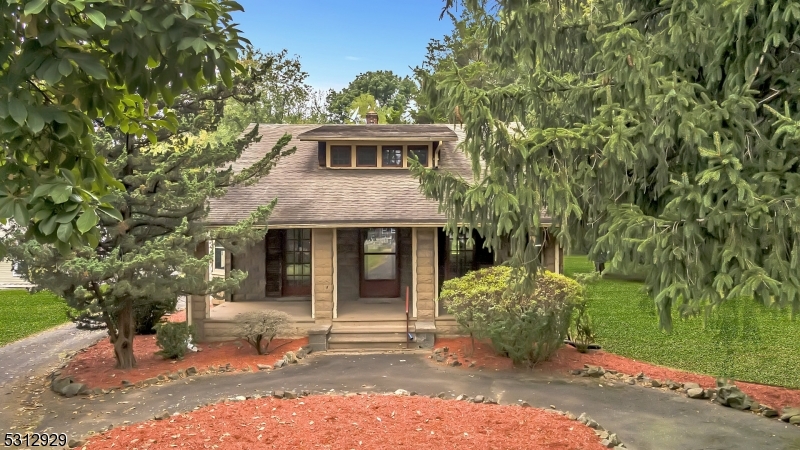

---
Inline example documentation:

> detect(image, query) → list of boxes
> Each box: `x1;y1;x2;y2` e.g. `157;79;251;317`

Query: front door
282;229;312;296
360;228;400;298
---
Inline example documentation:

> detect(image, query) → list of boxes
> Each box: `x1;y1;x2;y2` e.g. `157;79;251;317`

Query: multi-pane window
363;228;397;280
356;145;378;167
214;243;225;270
284;229;311;295
382;146;403;167
330;146;351;166
448;231;475;279
407;146;429;166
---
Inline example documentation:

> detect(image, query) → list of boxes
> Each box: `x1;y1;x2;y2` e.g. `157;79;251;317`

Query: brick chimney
365;108;378;125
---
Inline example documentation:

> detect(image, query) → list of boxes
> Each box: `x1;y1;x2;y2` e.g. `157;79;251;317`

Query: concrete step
328;333;411;343
331;324;415;334
328;341;414;350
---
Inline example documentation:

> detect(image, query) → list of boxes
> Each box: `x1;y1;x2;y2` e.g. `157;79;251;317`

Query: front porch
190;225;562;346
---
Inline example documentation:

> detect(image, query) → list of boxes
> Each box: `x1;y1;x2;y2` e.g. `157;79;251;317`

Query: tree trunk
113;300;137;369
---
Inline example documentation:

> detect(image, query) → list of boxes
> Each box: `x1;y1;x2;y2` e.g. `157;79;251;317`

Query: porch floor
335;299;409;321
209;300;313;322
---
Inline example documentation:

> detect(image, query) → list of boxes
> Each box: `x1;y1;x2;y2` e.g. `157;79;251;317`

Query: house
0;259;32;289
188;120;563;349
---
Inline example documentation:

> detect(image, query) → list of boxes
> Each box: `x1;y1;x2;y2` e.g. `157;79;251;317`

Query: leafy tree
345;93;394;124
3;55;295;369
414;0;800;328
326;70;417;123
214;48;329;142
0;0;247;255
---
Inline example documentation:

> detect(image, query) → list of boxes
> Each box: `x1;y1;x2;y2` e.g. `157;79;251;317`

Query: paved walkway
0;322;104;390
30;353;800;450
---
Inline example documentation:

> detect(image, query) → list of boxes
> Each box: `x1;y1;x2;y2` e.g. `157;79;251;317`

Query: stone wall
336;229;359;302
416;228;436;320
313;229;334;321
231;236;266;301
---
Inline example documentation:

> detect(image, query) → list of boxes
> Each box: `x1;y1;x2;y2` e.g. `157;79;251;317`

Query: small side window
407;145;429;167
330;146;352;167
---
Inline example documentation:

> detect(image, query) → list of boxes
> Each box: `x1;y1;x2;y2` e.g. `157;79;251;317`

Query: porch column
542;229;563;274
312;228;335;322
415;228;436;320
189;240;211;341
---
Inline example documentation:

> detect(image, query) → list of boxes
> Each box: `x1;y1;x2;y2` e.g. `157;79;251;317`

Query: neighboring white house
0;259;32;289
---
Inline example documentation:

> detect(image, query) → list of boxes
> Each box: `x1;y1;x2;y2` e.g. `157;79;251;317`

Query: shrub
441;267;583;366
569;299;596;353
133;298;177;335
154;321;195;360
234;310;292;355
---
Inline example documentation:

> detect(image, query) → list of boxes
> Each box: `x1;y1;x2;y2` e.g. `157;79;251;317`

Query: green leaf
13;201;29;226
39;214;58;235
57;222;74;243
8;98;27;126
76;208;99;233
85;9;107;29
98;205;123;222
24;0;48;15
26;109;45;133
50;185;73;204
181;3;196;19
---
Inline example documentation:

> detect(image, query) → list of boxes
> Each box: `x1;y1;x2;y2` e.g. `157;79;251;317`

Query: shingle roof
207;124;551;227
297;124;459;141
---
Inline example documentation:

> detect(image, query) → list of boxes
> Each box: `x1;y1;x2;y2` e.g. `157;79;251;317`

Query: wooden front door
359;228;400;298
282;229;312;296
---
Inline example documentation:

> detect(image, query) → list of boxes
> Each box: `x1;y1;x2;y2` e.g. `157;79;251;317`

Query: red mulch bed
85;395;607;450
63;335;308;390
435;337;800;410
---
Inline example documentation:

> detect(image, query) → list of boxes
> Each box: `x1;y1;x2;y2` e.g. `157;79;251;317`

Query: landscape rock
273;390;285;399
650;379;662;388
686;388;705;399
234;396;246;402
186;366;198;376
635;372;644;380
716;384;750;409
67;438;86;448
682;382;701;391
284;390;298;399
434;354;445;363
780;407;800;422
569;369;583;376
301;390;311;396
473;395;484;403
154;411;170;420
665;380;681;390
789;416;800;425
585;366;605;377
257;364;270;370
168;373;179;381
520;401;531;408
52;376;73;393
448;359;461;367
273;360;286;369
577;413;588;424
61;383;88;398
284;351;298;364
456;394;468;401
394;389;409;396
437;392;446;399
625;378;636;385
761;406;778;417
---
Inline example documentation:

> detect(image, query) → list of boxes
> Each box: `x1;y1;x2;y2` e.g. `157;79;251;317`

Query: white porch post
433;228;439;317
311;229;316;319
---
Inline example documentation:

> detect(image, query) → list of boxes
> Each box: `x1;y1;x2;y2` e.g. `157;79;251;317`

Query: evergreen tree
414;0;800;327
3;54;294;369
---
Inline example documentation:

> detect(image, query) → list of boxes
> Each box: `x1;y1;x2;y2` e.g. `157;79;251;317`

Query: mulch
84;395;608;450
62;335;308;390
435;337;800;410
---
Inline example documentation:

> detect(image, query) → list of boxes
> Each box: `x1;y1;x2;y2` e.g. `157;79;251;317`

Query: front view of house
188;120;562;349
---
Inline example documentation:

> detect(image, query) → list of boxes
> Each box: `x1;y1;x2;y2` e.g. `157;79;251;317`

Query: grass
0;290;69;346
564;255;800;389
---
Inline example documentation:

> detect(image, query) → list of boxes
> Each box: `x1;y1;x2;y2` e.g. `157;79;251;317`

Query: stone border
65;388;627;449
49;344;315;398
571;364;800;427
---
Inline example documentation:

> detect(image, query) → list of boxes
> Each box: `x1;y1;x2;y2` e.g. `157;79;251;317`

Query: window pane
302;264;311;275
408;146;428;166
214;246;224;269
356;146;377;166
331;146;351;166
364;228;396;253
382;146;402;167
365;255;397;280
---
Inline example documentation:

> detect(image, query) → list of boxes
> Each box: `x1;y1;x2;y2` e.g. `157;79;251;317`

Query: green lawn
0;290;69;346
564;255;800;389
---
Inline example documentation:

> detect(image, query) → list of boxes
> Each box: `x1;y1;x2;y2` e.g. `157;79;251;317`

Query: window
284;229;311;295
382;146;403;167
356;146;378;167
330;145;351;167
448;231;475;279
363;228;397;280
407;145;429;167
214;243;225;270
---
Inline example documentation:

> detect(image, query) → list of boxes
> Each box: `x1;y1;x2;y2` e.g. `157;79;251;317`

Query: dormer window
382;146;403;167
330;146;352;167
407;146;429;166
356;146;378;167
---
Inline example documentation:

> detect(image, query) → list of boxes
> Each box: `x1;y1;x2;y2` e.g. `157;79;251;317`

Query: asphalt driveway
28;352;800;450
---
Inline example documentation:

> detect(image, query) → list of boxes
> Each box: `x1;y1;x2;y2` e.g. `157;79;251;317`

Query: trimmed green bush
441;267;584;366
234;310;291;355
154;321;194;360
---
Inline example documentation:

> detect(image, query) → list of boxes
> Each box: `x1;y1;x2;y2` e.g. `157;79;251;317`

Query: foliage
568;299;596;353
0;289;68;345
416;0;800;329
566;255;800;389
234;310;291;355
2;48;295;369
213;48;330;143
441;266;583;365
0;0;248;255
326;70;417;123
154;321;194;360
133;298;177;335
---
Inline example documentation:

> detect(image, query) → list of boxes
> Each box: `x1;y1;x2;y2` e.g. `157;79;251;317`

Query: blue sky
232;1;455;92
